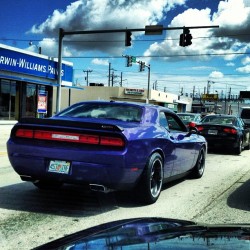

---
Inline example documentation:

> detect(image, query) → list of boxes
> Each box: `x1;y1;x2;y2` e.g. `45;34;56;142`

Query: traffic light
126;56;132;67
179;29;192;47
185;29;192;46
179;33;185;47
139;61;145;72
125;31;132;46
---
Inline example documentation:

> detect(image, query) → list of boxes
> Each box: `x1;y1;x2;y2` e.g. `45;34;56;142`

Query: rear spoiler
15;117;124;132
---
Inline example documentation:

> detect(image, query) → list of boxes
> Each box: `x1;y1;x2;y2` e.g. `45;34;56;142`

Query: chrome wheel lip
150;159;163;198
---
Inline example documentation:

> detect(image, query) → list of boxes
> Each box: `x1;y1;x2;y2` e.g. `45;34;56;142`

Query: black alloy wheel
191;147;206;178
136;152;163;204
234;138;243;155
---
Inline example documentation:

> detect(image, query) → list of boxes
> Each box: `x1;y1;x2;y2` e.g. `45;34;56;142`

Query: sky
1;0;250;97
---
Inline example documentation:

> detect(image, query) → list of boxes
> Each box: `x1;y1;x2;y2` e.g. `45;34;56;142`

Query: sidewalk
0;121;17;152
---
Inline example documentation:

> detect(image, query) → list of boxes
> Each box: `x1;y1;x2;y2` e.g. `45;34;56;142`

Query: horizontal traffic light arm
61;25;219;36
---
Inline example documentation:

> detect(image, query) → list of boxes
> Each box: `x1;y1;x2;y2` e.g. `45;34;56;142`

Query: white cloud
236;64;250;73
28;0;186;56
91;58;109;66
144;0;250;64
209;71;224;78
241;56;250;65
226;62;235;66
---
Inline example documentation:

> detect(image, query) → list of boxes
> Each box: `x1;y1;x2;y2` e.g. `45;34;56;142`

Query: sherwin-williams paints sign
0;45;73;85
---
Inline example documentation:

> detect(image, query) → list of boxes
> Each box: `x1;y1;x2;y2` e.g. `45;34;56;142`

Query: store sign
0;46;73;85
124;88;144;95
202;94;218;101
37;90;48;114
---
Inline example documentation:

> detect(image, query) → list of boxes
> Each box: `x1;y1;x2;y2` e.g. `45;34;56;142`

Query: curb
0;121;18;125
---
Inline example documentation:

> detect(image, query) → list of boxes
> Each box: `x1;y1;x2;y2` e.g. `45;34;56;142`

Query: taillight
100;136;125;147
15;129;34;138
196;125;204;131
223;128;237;134
15;128;124;147
79;134;99;144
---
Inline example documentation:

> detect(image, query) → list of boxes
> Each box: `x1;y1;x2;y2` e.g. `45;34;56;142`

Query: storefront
0;44;73;120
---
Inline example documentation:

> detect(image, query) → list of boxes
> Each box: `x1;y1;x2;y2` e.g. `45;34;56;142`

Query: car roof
65;100;176;114
177;113;199;115
203;114;237;118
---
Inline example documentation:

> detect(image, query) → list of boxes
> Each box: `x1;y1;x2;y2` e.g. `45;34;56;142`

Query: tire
33;180;63;190
234;138;243;155
136;152;163;205
244;141;250;150
191;147;206;178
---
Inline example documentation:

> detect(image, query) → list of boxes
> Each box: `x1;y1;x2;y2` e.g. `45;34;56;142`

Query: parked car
7;101;207;204
177;113;202;127
196;114;250;154
33;217;250;250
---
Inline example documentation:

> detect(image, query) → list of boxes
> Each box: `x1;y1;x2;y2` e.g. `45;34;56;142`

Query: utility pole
108;63;111;86
147;64;151;103
83;70;92;86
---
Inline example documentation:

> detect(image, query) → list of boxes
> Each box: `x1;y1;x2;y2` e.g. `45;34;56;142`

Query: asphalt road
0;124;250;249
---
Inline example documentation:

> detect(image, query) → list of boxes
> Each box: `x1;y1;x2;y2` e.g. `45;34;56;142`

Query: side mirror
185;127;198;137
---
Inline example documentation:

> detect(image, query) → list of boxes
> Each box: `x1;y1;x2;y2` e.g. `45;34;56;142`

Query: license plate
208;129;218;135
48;160;71;174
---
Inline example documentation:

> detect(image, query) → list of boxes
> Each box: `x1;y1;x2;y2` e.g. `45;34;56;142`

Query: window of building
0;79;17;120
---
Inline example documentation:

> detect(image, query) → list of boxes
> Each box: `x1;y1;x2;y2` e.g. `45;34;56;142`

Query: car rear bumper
7;141;144;191
205;137;238;149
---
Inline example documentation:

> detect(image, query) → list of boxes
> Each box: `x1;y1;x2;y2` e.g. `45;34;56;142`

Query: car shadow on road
0;182;122;217
227;178;250;212
0;178;187;215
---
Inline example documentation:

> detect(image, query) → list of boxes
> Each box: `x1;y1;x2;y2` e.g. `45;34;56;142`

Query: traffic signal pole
56;25;219;113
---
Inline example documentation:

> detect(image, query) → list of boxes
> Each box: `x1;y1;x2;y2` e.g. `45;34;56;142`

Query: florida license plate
48;160;71;174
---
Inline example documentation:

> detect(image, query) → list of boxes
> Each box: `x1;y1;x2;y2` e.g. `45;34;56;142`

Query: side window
159;112;169;129
238;118;244;128
166;113;186;131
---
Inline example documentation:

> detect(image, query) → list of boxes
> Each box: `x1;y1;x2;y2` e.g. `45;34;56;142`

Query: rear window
202;116;235;125
240;109;250;119
57;103;143;122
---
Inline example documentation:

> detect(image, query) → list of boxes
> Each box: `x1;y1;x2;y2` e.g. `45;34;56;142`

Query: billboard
239;91;250;99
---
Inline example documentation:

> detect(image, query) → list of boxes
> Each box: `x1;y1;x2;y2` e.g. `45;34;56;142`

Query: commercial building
56;85;192;113
0;44;73;120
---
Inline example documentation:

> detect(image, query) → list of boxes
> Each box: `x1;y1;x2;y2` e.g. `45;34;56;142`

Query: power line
61;51;250;59
1;33;250;43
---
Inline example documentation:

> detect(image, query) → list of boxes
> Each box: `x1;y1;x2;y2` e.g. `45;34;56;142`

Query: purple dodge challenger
7;101;207;204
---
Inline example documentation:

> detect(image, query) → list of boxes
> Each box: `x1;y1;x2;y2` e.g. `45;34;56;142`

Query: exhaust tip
89;184;111;193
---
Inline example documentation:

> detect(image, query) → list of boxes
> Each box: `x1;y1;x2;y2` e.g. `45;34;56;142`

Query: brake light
15;128;124;147
100;136;125;147
223;128;237;134
15;129;34;138
196;125;204;131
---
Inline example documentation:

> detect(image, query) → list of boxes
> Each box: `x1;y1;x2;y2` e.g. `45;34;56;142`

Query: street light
29;41;41;54
207;80;215;94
